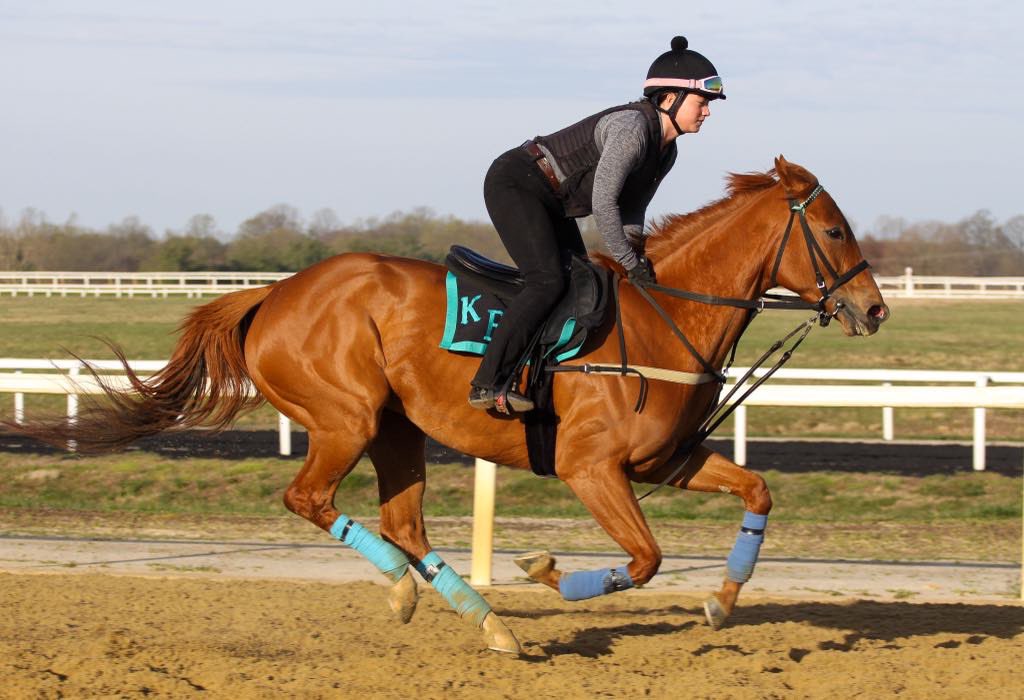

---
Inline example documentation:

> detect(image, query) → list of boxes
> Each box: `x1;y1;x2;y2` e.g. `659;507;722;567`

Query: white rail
0;271;291;298
2;359;1021;470
1;268;1022;299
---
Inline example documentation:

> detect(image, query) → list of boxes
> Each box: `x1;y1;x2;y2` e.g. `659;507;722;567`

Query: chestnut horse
12;156;888;654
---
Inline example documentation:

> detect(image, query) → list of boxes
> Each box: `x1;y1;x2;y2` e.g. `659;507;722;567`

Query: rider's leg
470;148;572;411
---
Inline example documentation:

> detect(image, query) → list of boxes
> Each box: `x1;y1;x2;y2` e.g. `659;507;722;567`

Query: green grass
1;296;1022;439
1;452;1018;523
0;297;196;358
734;299;1024;372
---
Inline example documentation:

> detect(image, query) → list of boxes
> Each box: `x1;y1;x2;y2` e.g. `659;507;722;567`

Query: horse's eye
825;226;844;240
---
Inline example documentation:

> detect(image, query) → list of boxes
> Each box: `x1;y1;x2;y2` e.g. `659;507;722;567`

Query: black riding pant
471;146;586;390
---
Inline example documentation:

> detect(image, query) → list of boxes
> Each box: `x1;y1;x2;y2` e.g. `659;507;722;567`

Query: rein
549;184;871;498
633;184;870;499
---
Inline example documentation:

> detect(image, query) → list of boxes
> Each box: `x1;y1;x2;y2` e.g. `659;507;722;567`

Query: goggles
643;75;724;94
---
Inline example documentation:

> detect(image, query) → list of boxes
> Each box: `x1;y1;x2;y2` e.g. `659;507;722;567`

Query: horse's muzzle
835;297;890;336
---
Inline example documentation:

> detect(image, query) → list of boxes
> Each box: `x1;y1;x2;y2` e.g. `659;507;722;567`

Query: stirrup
494;389;534;415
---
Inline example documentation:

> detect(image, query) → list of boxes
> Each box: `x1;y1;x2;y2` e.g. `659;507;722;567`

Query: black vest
535;100;666;218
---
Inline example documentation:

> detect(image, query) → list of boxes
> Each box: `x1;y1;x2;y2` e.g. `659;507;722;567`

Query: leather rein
551;184;872;499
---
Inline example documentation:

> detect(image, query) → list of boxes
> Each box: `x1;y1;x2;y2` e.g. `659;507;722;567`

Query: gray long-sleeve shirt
538;110;677;269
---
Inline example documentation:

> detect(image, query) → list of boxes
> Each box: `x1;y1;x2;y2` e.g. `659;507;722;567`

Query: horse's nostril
868;305;888;322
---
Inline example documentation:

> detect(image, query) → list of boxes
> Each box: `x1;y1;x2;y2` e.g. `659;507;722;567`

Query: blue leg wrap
726;511;768;583
330;515;409;584
558;566;634;601
413;551;492;627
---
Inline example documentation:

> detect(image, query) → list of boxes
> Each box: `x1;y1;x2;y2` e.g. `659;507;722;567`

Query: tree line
1;205;1022;276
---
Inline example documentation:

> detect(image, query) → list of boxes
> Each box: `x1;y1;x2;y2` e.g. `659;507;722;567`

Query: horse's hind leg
368;409;521;654
637;445;772;630
368;410;428;625
282;423;413;590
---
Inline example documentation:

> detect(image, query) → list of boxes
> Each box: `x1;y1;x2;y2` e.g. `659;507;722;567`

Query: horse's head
769;156;890;336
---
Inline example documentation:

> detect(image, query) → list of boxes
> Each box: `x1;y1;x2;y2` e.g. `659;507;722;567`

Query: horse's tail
7;285;275;453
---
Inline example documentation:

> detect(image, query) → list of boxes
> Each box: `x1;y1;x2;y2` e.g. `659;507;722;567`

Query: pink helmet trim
643;76;722;91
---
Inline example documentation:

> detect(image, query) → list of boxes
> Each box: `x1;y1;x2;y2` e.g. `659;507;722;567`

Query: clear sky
1;0;1020;236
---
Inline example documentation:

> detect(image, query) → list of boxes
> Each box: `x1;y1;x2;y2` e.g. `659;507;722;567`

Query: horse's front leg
635;445;772;630
516;460;661;601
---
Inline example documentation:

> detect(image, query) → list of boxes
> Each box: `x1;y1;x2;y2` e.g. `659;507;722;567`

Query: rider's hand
626;256;656;286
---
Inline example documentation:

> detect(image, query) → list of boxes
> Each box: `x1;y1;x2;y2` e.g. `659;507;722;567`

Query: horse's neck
654;194;777;365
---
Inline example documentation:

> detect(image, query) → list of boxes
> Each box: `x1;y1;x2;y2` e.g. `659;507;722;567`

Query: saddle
440;245;612;362
441;245;615;479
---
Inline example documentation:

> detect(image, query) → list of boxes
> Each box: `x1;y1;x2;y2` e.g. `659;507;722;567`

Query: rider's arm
592;112;649;270
620;144;678;241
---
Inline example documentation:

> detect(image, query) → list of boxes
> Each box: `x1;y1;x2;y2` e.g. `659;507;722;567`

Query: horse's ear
774;155;817;197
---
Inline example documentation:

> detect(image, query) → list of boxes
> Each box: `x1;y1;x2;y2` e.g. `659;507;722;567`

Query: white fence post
882;382;894;441
14;370;24;424
470;459;497;587
278;413;292;456
733;404;747;466
904;266;914;297
66;366;79;452
973;376;988;471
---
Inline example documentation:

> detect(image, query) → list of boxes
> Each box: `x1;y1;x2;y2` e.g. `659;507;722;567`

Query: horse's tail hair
6;285;275;453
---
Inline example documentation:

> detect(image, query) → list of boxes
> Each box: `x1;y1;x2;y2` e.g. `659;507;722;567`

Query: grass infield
1;452;1020;562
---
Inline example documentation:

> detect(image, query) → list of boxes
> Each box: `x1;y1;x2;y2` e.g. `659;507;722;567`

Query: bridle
640;183;871;331
764;183;872;324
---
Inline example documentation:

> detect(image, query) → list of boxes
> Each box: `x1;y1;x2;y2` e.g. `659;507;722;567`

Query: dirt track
2;572;1022;699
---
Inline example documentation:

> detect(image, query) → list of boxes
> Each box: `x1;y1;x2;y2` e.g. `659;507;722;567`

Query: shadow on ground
504;599;1024;659
1;430;1020;476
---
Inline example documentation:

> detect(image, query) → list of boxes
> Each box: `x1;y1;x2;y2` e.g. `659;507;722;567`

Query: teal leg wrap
330;515;409;584
414;551;492;627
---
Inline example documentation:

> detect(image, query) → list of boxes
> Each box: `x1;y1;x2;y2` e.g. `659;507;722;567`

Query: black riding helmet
644;36;725;135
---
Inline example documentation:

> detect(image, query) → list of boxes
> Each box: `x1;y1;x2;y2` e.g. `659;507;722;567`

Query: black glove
626;256;656;286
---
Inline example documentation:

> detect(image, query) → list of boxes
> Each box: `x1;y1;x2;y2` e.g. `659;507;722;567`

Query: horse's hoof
387;568;419;624
482;612;522;655
513;550;555;580
703;596;729;631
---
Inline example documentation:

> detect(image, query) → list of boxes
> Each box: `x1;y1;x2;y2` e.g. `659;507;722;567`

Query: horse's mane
637;169;780;261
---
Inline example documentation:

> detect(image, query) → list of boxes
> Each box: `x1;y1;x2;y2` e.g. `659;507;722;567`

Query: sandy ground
2;571;1023;699
1;535;1023;698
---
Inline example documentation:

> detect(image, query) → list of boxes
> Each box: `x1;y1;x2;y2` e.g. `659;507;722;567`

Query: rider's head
644;36;725;136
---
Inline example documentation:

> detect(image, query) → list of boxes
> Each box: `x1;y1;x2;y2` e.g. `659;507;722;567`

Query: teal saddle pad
438;248;612;363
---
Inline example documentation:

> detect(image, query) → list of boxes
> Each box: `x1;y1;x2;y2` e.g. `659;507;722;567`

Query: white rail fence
2;359;1021;471
2;268;1023;299
0;271;290;298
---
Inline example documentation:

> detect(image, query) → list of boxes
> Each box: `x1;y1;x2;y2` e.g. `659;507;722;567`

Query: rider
468;36;726;414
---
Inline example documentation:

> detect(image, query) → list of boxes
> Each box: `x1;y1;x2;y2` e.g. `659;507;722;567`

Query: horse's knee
744;474;772;515
629;547;662;586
